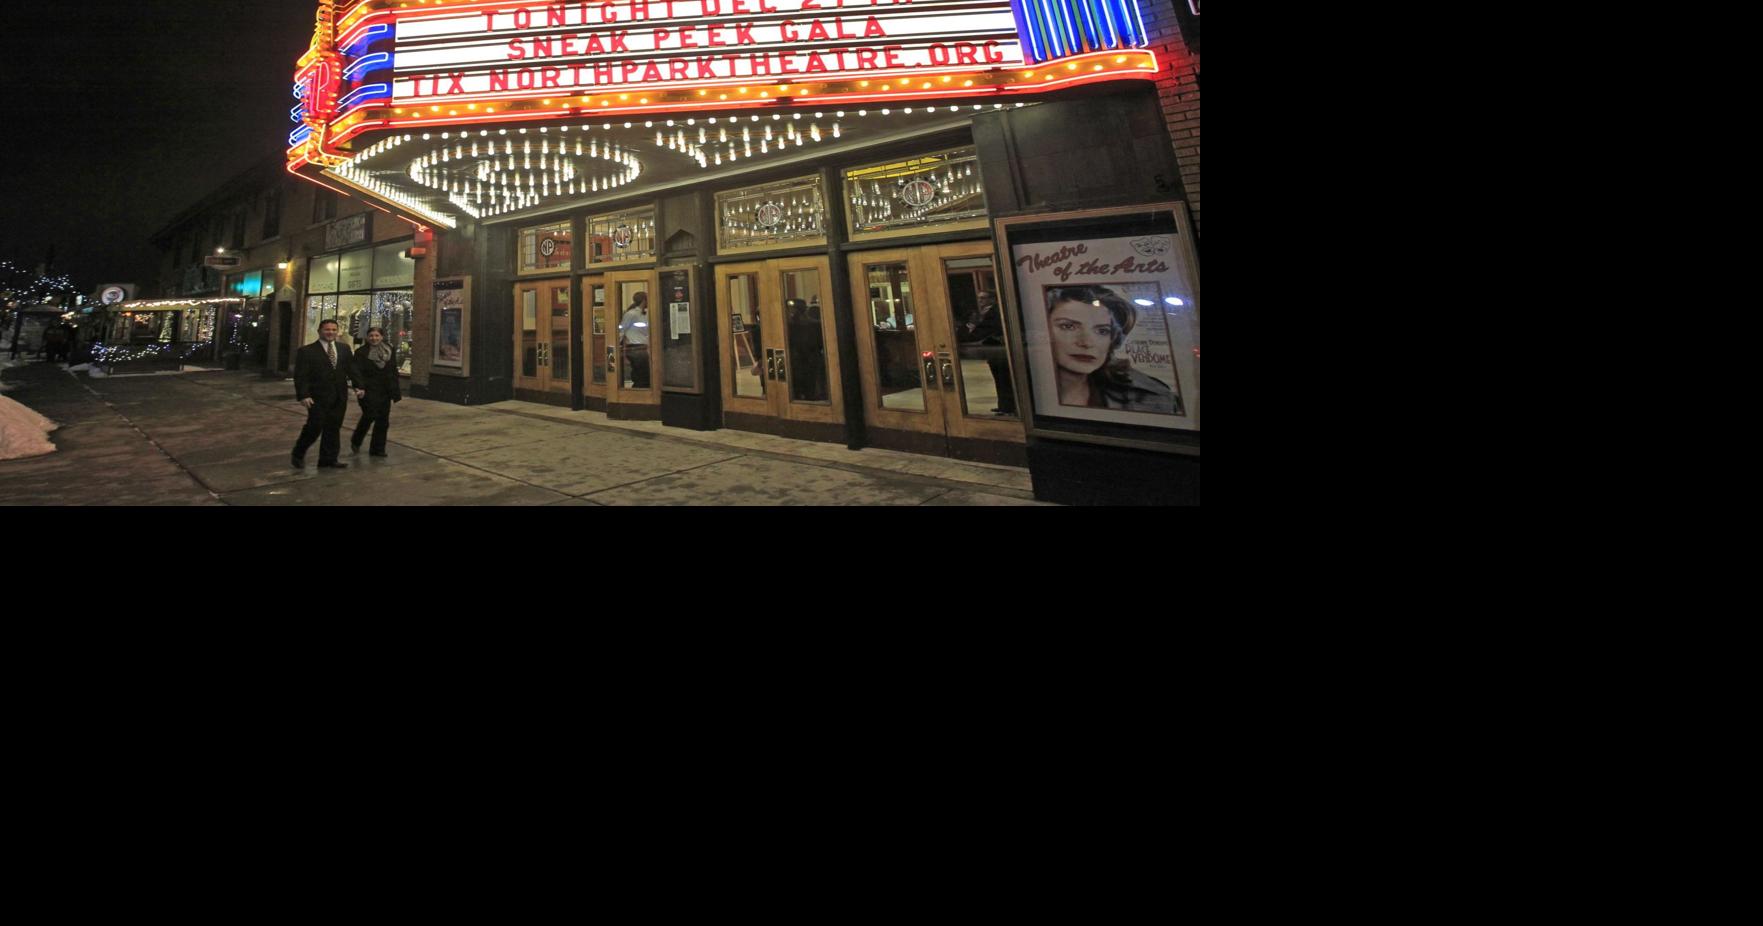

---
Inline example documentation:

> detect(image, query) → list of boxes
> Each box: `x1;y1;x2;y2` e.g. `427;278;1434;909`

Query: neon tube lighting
343;52;391;80
337;83;391;110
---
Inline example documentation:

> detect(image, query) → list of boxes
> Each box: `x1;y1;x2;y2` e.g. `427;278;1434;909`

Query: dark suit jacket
295;340;356;406
350;347;402;403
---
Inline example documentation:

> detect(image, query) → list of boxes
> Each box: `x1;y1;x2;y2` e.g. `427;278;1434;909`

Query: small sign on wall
325;213;368;251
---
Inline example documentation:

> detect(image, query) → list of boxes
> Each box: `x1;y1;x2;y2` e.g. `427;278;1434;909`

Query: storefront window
339;249;373;291
588;208;656;265
309;254;340;294
337;294;371;347
519;222;574;273
374;241;415;288
303;240;414;371
304;295;338;345
371;291;415;375
224;271;276;367
843;146;987;238
716;176;826;252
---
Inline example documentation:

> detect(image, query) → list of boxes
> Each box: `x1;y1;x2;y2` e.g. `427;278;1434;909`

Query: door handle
940;354;955;388
765;349;776;380
607;346;616;372
774;349;786;382
922;352;937;387
538;343;547;366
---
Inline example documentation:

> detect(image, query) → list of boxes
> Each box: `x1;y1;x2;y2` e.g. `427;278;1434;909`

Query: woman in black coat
350;326;402;456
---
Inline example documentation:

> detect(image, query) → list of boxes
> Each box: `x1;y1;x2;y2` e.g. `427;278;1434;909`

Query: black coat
351;347;402;403
294;340;356;406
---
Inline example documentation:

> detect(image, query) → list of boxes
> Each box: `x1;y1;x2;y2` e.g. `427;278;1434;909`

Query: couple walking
290;319;402;469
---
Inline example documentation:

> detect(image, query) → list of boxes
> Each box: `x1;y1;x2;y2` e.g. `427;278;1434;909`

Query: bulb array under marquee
321;103;1023;224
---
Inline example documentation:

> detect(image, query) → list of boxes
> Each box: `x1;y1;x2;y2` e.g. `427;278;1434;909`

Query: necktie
326;343;336;368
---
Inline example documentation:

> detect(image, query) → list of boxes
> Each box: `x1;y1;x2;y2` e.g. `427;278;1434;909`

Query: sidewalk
0;362;1046;506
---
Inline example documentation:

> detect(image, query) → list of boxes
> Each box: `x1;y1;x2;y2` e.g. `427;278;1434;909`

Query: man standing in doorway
291;319;363;469
619;291;651;388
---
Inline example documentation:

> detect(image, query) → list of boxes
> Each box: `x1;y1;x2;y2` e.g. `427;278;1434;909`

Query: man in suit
291;319;364;469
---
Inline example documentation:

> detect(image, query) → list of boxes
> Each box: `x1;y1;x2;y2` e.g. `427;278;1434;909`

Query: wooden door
583;276;608;401
604;269;659;408
714;256;843;426
847;243;1023;448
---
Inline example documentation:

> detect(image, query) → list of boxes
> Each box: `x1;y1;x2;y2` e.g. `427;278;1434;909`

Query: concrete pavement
1;362;1046;506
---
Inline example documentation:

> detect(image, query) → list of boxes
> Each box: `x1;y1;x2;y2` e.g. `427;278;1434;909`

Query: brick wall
1142;2;1201;234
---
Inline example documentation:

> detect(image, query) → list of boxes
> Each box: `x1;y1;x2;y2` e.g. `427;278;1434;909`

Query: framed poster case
432;275;471;376
995;203;1200;455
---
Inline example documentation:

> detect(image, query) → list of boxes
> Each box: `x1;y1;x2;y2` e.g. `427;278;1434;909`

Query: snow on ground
0;393;58;460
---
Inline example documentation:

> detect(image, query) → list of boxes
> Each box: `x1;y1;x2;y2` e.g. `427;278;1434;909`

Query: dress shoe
291;453;305;469
316;461;348;468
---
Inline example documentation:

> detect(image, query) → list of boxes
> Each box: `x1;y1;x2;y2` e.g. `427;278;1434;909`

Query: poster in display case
433;276;471;376
995;203;1200;452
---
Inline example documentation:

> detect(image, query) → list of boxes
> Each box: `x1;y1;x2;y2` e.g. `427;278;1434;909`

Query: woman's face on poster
1048;298;1118;376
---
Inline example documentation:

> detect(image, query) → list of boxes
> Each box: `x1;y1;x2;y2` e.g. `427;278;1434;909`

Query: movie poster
1010;233;1200;431
433;277;469;370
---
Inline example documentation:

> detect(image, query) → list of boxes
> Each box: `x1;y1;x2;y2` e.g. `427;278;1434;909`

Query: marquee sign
290;0;1156;165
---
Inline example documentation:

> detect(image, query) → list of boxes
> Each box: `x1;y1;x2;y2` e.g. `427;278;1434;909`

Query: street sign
204;255;242;268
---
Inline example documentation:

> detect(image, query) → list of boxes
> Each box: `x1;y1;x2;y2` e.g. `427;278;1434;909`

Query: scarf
368;341;392;369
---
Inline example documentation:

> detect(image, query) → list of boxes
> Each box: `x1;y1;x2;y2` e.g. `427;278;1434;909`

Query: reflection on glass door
864;262;925;411
714;256;843;428
848;243;1023;453
727;271;764;399
587;280;607;391
603;270;659;406
781;268;830;404
945;257;1012;417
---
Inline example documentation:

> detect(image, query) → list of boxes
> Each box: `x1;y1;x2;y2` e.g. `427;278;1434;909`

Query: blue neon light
1051;1;1077;56
1075;0;1099;50
290;103;306;124
344;23;390;53
1124;0;1149;46
1035;1;1062;57
1010;2;1043;63
336;83;391;111
343;52;391;80
289;126;312;146
1009;0;1150;60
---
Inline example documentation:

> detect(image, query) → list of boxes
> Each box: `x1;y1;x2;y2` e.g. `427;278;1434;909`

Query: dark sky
1;1;318;293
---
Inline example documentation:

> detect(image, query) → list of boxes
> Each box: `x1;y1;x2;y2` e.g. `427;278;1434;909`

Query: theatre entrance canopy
288;0;1159;228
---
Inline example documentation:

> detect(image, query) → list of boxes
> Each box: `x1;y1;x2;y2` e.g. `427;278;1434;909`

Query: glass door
604;269;659;408
714;256;843;427
514;279;571;395
583;276;609;402
847;242;1023;449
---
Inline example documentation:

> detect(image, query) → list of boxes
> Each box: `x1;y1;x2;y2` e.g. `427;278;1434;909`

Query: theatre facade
287;0;1200;503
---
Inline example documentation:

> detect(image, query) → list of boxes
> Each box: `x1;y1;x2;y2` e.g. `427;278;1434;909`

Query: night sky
1;2;319;293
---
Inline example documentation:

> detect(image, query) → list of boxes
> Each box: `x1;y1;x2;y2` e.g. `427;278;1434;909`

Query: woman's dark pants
353;396;391;454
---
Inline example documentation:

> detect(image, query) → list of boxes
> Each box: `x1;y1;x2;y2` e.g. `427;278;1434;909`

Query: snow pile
0;393;58;460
